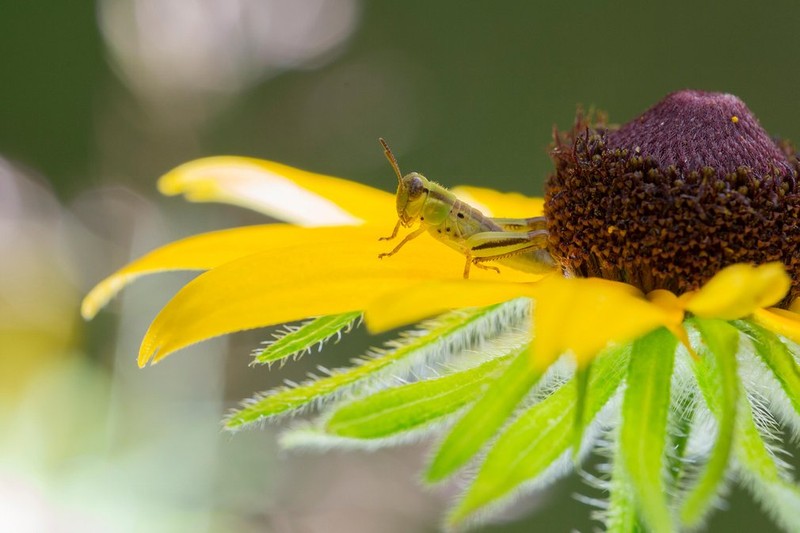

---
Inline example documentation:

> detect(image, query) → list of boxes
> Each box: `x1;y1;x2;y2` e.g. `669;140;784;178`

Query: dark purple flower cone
607;91;794;178
544;90;800;304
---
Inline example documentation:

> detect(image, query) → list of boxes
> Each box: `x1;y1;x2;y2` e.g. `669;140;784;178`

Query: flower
83;91;800;531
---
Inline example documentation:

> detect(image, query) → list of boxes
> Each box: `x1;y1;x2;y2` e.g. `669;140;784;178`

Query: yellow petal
82;224;313;319
367;274;678;370
364;279;541;333
158;156;395;225
647;289;685;324
450;186;544;217
683;262;791;320
751;307;800;345
646;289;693;355
530;277;680;369
138;225;538;367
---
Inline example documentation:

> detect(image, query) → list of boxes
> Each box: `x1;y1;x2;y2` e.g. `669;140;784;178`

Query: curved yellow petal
647;289;685;324
138;226;538;367
364;279;541;333
683;262;791;320
751;307;800;345
82;224;322;319
646;289;692;354
450;186;544;217
158;156;395;225
530;277;680;369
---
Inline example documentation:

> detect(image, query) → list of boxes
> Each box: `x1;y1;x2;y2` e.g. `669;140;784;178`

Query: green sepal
425;346;542;483
325;353;513;439
690;322;800;532
446;343;630;527
619;327;676;533
733;394;800;532
667;387;695;487
571;362;592;462
225;306;506;429
606;430;644;533
680;318;739;527
253;312;361;365
733;319;800;417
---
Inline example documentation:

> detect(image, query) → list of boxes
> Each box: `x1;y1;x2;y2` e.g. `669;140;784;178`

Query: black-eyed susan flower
83;90;800;532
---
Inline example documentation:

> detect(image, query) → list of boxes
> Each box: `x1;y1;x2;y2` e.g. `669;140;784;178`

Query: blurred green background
1;1;798;531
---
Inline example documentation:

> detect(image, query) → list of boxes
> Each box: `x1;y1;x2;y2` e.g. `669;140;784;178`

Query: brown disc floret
544;90;800;304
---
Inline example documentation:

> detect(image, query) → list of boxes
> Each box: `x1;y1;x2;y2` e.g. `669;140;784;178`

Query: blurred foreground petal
366;275;679;369
683;263;791;320
751;307;800;345
531;277;680;369
364;280;540;333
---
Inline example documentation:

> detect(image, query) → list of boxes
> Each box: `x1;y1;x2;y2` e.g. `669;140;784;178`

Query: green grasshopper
378;138;557;278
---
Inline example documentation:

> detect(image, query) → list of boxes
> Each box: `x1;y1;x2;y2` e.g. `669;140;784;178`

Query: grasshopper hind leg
463;255;502;279
462;229;555;278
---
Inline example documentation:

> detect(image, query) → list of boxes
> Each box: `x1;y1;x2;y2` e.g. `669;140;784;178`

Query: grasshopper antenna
379;138;403;184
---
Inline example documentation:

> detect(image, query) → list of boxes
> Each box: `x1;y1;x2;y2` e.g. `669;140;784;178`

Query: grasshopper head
396;172;430;225
379;138;431;227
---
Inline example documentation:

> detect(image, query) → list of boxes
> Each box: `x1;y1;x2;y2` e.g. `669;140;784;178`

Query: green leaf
447;344;630;526
619;327;676;533
734;394;800;533
325;352;514;439
680;319;739;527
225;305;510;429
252;312;361;365
733;319;800;418
425;346;542;483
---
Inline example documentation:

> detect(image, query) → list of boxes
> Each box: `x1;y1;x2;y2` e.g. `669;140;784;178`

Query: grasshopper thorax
396;172;430;225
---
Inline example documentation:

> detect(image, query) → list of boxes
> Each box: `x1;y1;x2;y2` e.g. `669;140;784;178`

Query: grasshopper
378;139;557;278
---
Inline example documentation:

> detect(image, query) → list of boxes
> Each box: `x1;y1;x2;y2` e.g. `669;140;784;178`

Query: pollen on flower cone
607;90;794;177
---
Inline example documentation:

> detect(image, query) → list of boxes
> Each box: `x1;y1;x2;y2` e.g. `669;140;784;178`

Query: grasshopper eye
406;175;426;199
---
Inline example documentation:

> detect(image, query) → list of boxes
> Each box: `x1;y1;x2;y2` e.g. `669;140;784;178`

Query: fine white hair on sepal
744;389;792;472
225;299;532;431
442;449;575;533
590;429;619;529
277;417;461;452
250;312;363;368
437;367;622;531
736;335;800;443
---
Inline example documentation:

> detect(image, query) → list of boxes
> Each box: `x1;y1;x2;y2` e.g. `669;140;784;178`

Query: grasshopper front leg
379;219;403;241
378;226;426;259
